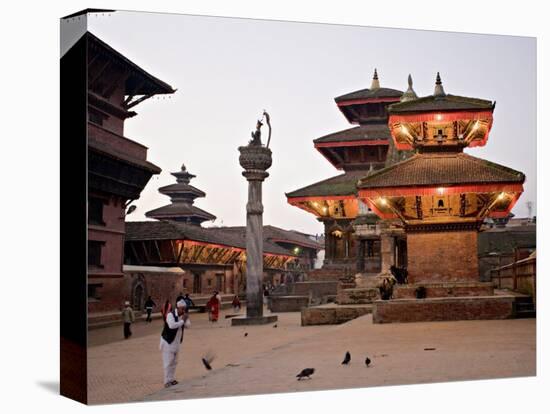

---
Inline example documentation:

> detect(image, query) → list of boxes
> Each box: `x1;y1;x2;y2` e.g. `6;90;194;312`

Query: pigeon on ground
273;324;278;328
244;332;248;337
296;368;315;380
201;350;216;371
342;351;351;365
365;357;371;367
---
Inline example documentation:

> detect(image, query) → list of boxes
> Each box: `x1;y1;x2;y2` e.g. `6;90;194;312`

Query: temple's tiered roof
145;164;216;225
87;31;175;96
287;170;368;199
145;203;216;222
335;87;403;103
313;124;391;145
357;152;525;190
388;94;494;114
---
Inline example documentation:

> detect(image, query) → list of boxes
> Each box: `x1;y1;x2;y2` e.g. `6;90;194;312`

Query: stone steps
305;268;348;282
336;287;379;305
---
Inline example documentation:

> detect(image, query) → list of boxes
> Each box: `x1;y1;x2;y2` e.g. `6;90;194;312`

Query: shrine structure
286;70;410;277
358;73;526;323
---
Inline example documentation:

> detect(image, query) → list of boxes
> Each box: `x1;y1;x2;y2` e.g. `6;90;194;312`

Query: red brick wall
407;230;479;283
373;296;514;323
88;196;125;278
393;282;494;299
130;271;185;311
88;277;126;313
88;270;185;314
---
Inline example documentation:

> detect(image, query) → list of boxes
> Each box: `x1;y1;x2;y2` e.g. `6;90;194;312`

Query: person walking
159;299;191;388
263;286;270;306
232;295;241;312
144;296;156;323
121;301;135;339
206;291;220;322
183;293;195;309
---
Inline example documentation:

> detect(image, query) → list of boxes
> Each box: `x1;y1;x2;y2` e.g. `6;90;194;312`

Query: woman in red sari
206;291;220;322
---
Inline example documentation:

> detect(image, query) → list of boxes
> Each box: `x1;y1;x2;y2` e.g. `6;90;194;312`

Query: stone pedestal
232;144;278;326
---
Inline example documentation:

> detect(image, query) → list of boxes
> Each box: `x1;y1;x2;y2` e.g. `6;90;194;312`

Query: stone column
232;144;277;326
380;232;395;274
356;239;365;272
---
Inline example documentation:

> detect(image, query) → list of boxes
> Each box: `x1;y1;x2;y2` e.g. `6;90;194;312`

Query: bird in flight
365;357;371;367
296;368;315;380
273;324;278;328
342;351;351;365
244;332;248;337
201;350;216;371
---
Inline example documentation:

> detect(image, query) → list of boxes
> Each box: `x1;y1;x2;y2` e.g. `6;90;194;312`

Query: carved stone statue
250;119;263;146
248;111;272;148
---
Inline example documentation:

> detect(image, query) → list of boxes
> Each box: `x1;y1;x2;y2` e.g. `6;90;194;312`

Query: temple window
88;240;105;267
88;283;102;301
88;197;105;226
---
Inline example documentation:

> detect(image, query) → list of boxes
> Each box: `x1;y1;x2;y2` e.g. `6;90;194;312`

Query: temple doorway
395;238;408;268
193;272;202;294
133;283;144;311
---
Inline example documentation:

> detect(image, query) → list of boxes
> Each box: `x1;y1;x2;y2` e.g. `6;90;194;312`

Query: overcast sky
88;11;536;235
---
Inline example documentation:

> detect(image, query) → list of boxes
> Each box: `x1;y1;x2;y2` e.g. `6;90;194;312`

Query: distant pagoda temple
358;73;525;285
286;70;410;273
145;164;216;225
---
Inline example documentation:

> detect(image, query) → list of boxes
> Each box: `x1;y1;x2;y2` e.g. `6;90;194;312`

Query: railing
490;255;536;298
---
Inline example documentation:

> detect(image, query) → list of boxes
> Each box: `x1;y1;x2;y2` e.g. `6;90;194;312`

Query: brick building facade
86;32;175;314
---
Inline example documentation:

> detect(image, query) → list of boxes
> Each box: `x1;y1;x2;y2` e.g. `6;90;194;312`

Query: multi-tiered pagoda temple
145;164;216;225
286;70;409;273
358;73;525;283
357;73;526;323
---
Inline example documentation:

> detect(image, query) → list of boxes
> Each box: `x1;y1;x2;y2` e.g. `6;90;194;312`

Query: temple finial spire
401;74;418;102
370;68;380;90
434;71;446;97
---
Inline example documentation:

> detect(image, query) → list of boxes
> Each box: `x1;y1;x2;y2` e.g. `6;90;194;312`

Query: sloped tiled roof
286;170;370;198
314;124;391;144
220;225;323;250
388;94;494;114
357;153;525;189
335;87;403;103
125;221;297;256
87;31;175;96
158;182;206;198
145;203;216;221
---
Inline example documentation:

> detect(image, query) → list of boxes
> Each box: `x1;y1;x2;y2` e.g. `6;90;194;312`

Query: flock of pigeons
296;351;371;380
200;346;372;381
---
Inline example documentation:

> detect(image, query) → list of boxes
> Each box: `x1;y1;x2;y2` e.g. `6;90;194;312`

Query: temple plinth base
355;272;391;289
231;315;278;326
373;295;516;324
393;281;494;299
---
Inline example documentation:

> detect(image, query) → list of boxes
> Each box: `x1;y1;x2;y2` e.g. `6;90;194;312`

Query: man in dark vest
159;299;191;388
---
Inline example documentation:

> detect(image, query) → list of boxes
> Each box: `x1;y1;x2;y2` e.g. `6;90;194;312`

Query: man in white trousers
160;299;191;388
